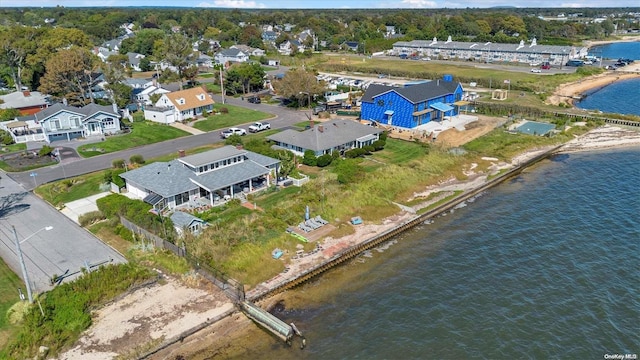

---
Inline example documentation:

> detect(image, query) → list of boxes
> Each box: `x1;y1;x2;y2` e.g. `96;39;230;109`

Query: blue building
360;77;464;129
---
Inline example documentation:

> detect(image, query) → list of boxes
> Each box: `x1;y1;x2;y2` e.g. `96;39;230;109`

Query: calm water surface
576;79;640;116
229;148;640;359
589;41;640;60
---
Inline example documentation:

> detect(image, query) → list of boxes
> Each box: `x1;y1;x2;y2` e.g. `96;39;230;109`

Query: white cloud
376;0;437;7
398;0;438;7
198;0;266;8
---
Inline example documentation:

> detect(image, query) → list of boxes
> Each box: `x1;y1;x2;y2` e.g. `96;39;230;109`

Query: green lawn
192;104;273;132
0;256;23;349
0;143;27;153
370;138;426;164
77;122;190;157
36;171;109;207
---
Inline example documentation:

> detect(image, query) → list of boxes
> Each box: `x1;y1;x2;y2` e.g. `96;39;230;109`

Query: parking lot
0;174;126;295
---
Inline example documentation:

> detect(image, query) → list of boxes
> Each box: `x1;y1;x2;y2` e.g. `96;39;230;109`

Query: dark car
247;97;261;104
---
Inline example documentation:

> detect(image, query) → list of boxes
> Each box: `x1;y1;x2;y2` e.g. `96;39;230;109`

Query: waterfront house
266;119;382;157
360;77;464;129
119;146;280;211
143;87;214;124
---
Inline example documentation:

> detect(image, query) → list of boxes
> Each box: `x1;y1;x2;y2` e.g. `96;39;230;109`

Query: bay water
227;147;640;359
576;78;640;116
589;41;640;61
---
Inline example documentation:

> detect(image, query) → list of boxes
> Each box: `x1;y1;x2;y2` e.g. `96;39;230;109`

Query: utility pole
216;64;225;104
13;226;33;303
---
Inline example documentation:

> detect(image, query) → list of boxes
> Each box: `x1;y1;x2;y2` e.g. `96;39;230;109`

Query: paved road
0;174;126;296
7;98;310;190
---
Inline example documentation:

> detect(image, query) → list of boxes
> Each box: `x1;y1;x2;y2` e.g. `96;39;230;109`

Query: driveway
0;173;126;295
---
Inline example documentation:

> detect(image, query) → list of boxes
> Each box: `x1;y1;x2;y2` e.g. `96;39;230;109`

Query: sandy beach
547;69;640;107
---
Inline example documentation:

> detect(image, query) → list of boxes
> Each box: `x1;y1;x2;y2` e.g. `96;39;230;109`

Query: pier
240;301;294;342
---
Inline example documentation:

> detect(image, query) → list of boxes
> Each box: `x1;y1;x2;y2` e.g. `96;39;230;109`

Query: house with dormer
214;48;249;65
1;102;121;143
279;39;304;55
360;77;464;129
144;87;214;124
119;145;280;211
231;45;265;57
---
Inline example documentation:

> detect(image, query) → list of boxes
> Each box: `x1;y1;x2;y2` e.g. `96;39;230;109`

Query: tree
224;63;265;95
38;47;98;105
274;68;326;108
0;27;40;91
139;57;152;72
161;33;195;90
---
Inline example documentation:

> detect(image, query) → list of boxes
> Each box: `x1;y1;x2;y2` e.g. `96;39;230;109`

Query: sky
2;0;639;8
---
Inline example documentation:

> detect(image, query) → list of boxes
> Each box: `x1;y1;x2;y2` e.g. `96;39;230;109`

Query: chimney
318;125;324;133
178;149;186;157
112;103;118;114
22;91;31;97
236;144;244;150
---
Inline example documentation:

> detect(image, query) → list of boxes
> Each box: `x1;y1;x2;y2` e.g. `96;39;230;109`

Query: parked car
248;122;271;133
220;127;246;138
531;68;542;73
247;96;261;104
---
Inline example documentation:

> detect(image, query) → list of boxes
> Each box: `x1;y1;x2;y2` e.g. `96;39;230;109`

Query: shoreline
583;36;640;49
146;125;640;359
547;72;640;107
56;125;640;360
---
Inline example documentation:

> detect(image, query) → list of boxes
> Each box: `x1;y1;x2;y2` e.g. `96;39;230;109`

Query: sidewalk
170;122;206;135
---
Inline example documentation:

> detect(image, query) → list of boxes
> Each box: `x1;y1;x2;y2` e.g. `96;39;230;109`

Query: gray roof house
127;52;146;72
214;48;249;65
0;90;50;114
266;119;383;157
120;146;280;211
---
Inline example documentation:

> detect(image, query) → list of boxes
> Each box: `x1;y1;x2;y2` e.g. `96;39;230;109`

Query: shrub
333;158;362;184
129;154;145;164
224;134;243;146
0;129;14;145
112;158;125;169
302;150;317;166
79;211;105;227
202;109;209;117
379;131;389;141
363;145;375;154
316;154;333;167
372;139;386;151
39;145;54;157
219;107;229;114
344;148;366;158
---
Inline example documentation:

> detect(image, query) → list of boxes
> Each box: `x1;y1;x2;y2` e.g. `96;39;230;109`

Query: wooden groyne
248;145;564;302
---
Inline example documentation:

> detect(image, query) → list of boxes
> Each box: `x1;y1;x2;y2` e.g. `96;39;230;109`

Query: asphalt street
7;96;310;190
0;174;126;296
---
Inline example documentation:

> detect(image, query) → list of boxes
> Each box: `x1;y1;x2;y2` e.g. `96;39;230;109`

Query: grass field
35;171;109;207
317;55;601;103
77;122;190;157
0;257;22;349
192;104;273;132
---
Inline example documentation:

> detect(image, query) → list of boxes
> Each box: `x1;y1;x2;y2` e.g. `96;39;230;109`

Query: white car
530;68;542;73
220;127;246;139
